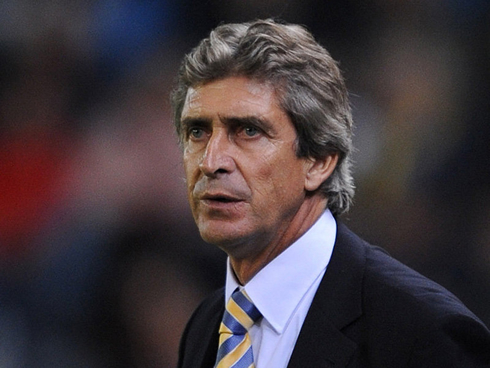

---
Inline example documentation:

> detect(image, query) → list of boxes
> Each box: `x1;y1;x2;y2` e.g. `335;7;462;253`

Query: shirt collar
225;210;337;333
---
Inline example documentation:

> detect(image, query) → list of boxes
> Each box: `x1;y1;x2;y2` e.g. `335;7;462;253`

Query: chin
200;230;242;248
198;217;242;240
199;225;249;249
199;226;266;262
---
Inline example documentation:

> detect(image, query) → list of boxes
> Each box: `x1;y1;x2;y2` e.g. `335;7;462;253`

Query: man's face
181;76;314;258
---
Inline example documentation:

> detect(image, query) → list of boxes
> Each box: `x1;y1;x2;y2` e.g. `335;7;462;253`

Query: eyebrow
180;116;212;130
220;115;276;135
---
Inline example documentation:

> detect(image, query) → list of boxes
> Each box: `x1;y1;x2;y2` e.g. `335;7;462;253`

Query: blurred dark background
1;1;489;367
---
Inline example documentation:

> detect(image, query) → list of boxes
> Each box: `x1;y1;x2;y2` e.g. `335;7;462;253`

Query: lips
193;178;249;202
192;177;251;214
194;188;249;214
201;193;242;202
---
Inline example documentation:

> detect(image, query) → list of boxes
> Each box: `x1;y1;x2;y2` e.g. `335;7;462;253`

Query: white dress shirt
224;210;337;368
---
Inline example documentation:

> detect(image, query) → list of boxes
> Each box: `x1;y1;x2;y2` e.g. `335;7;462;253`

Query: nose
199;129;235;177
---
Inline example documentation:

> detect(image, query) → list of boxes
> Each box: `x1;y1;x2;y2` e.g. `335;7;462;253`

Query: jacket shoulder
335;222;479;318
335;222;490;366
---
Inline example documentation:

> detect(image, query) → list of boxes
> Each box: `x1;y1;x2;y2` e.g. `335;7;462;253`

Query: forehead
181;76;282;118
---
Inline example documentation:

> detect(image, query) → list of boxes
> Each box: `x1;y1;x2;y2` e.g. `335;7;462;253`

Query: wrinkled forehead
181;77;282;119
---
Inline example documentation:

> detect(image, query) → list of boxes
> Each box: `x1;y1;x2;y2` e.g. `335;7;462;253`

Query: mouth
210;197;236;203
201;194;242;203
197;191;247;211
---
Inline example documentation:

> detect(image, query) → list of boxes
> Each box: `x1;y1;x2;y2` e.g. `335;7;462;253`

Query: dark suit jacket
178;222;490;367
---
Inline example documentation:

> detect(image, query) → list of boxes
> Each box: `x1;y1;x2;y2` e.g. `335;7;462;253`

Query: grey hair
171;19;355;215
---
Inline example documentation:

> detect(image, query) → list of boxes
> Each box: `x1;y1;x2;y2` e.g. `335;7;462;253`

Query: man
172;19;490;367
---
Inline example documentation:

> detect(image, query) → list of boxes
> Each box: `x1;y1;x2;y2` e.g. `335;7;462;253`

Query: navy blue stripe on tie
215;334;244;362
232;291;262;322
233;346;254;368
222;310;247;335
215;288;262;368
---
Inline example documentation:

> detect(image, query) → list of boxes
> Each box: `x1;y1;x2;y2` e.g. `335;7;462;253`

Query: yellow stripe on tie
216;335;251;368
214;288;262;368
227;298;255;329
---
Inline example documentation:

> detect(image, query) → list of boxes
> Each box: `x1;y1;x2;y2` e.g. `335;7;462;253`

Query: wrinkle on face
181;76;329;282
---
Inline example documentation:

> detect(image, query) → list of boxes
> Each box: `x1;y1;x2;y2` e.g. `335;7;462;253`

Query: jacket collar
287;222;366;367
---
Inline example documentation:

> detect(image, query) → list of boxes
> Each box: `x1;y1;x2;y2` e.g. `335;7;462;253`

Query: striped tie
215;288;262;368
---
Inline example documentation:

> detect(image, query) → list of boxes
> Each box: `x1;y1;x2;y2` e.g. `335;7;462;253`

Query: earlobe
304;153;339;192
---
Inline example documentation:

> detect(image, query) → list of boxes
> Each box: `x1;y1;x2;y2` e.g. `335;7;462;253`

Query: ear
304;153;339;192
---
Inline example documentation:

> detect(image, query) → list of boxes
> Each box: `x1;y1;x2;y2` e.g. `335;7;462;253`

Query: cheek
249;151;306;200
183;153;199;190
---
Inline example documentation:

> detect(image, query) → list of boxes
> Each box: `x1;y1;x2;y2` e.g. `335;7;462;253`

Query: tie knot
220;288;262;335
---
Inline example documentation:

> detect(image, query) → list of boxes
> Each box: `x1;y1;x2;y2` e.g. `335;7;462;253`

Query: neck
230;195;328;285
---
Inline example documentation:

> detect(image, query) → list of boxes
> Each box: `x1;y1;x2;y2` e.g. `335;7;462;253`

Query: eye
189;127;205;139
245;126;258;136
242;126;259;137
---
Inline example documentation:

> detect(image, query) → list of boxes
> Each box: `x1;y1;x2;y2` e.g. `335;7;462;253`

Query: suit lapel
179;289;224;368
198;308;222;368
288;222;366;367
287;303;358;367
